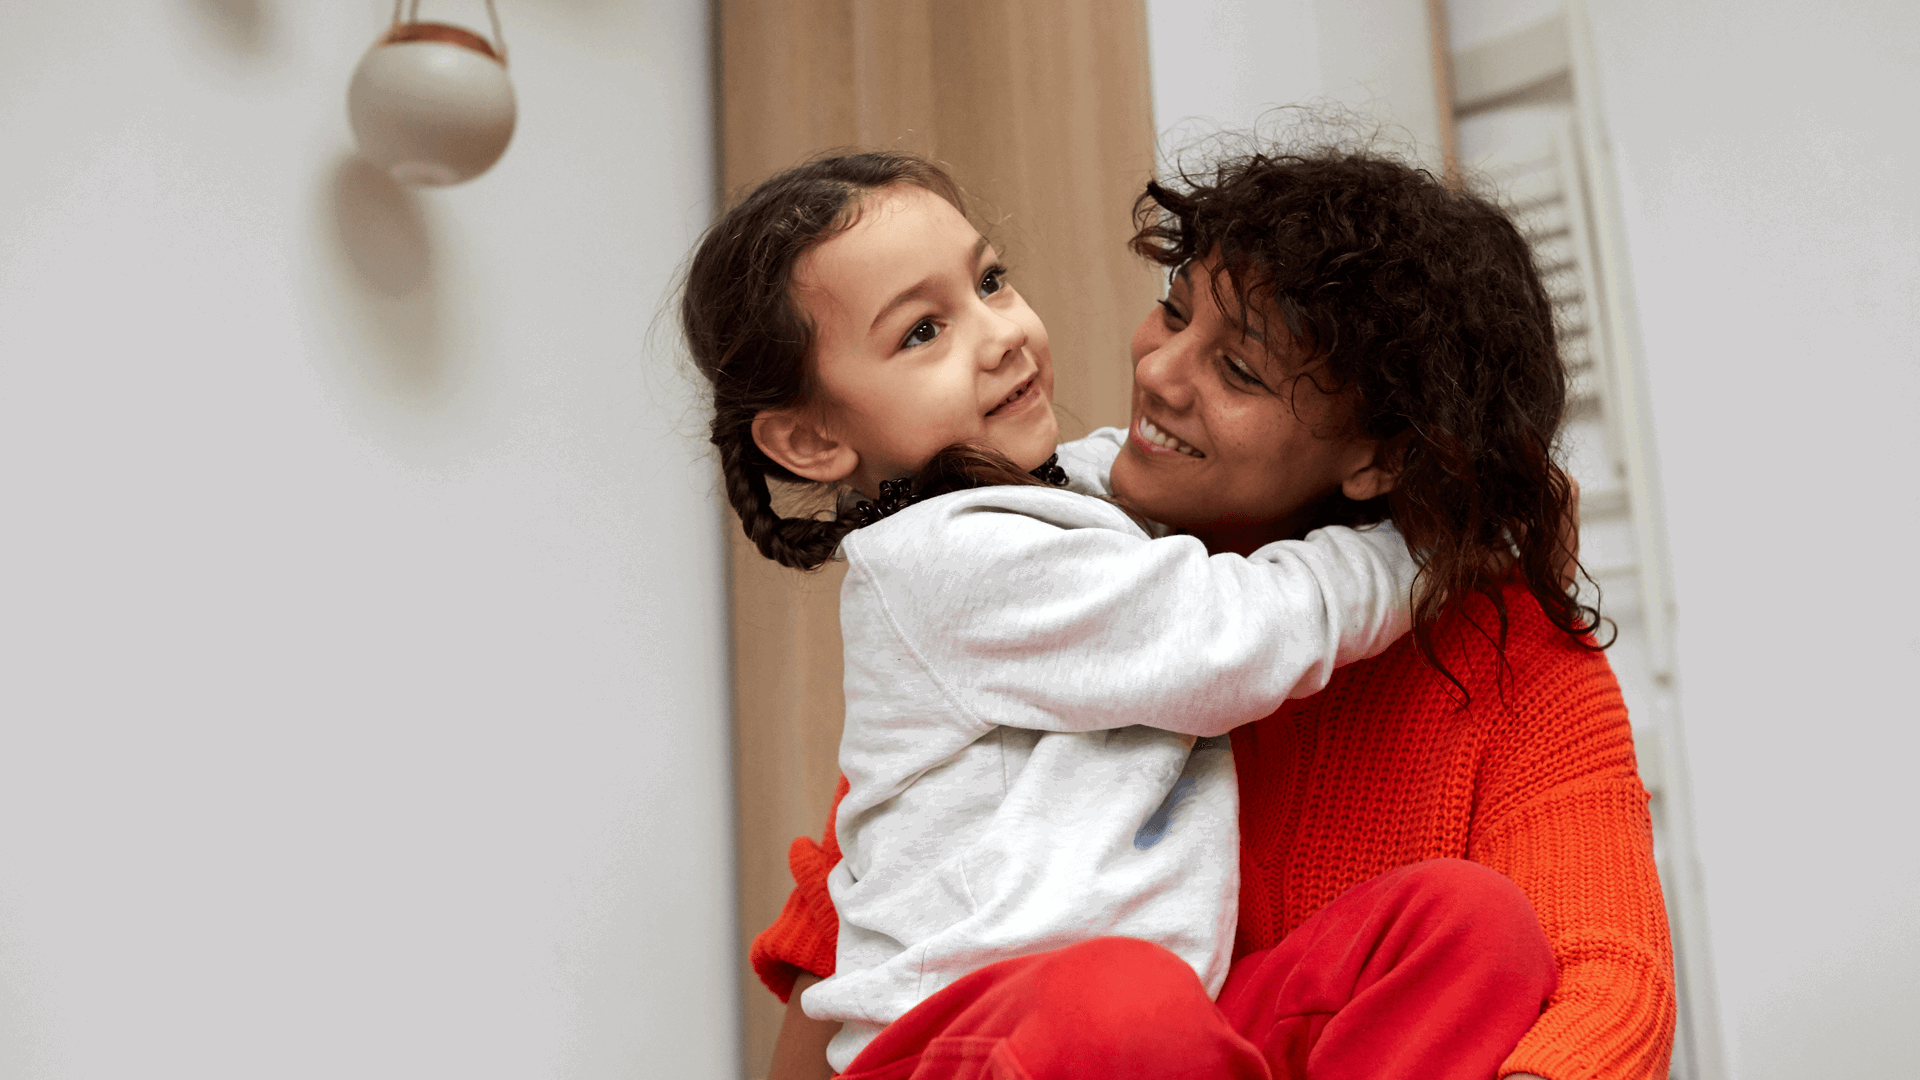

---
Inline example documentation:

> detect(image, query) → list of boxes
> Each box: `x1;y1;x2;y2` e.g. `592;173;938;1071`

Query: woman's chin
1109;449;1173;513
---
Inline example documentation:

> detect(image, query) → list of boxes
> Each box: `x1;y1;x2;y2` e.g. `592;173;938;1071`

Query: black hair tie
1030;453;1070;488
849;477;918;527
848;454;1071;526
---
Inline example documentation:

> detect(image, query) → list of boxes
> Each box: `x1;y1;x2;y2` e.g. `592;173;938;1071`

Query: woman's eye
902;319;940;348
1223;355;1266;388
978;265;1008;298
1159;299;1188;328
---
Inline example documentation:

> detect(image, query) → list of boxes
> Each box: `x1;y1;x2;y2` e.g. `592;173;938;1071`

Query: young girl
683;152;1420;1074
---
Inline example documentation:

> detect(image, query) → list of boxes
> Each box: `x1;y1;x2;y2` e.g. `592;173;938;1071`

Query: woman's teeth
1140;418;1203;457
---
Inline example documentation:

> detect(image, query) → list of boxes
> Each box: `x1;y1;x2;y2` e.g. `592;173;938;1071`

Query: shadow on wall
325;153;456;406
191;0;271;54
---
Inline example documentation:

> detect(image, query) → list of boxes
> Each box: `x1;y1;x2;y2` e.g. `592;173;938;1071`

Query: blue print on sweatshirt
1133;736;1229;849
1121;730;1228;849
1132;773;1195;849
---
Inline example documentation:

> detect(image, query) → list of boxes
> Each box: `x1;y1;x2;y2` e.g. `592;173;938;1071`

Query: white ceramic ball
348;29;516;187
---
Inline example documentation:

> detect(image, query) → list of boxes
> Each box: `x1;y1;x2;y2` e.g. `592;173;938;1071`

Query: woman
755;147;1674;1080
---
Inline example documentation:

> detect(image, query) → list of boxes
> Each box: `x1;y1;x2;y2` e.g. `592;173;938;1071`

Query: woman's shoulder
1292;583;1640;823
1434;584;1642;808
1424;581;1616;692
1315;582;1629;751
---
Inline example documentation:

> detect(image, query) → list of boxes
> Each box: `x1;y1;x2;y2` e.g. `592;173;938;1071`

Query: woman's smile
1131;415;1204;458
1110;255;1386;554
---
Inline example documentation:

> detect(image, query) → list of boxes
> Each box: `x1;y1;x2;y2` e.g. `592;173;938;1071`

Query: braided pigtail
715;422;857;571
682;150;969;571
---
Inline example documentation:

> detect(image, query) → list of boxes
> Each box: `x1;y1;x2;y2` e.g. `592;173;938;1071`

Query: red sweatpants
836;859;1557;1080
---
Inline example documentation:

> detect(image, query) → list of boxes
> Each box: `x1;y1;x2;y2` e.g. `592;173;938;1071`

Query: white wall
1582;1;1920;1076
0;3;736;1078
1145;0;1444;172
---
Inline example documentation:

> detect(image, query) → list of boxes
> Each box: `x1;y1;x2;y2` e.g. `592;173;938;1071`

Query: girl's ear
1339;431;1408;502
752;408;859;484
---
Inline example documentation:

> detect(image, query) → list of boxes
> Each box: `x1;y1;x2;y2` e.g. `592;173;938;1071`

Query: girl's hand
766;973;840;1080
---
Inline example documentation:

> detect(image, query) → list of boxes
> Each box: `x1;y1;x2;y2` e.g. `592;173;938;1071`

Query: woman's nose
1133;333;1195;411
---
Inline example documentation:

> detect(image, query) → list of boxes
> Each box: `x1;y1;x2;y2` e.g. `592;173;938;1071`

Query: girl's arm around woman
841;485;1418;744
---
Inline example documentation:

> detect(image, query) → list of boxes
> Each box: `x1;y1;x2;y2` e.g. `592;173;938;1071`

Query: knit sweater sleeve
1468;632;1676;1080
748;776;848;1004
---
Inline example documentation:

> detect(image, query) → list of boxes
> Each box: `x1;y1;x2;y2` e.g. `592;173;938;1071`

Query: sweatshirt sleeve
1469;642;1677;1080
840;489;1417;739
748;777;847;1003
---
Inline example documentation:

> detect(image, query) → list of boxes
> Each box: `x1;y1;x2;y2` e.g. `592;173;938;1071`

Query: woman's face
1109;256;1385;554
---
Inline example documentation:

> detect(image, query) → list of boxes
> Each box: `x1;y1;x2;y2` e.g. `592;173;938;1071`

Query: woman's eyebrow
868;237;992;334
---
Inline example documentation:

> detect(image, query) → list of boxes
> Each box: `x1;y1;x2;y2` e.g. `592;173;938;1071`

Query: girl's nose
980;307;1028;370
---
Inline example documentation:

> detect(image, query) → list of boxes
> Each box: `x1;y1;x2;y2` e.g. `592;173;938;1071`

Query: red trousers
836;859;1557;1080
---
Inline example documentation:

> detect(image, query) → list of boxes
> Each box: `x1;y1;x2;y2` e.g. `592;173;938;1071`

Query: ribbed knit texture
750;584;1675;1079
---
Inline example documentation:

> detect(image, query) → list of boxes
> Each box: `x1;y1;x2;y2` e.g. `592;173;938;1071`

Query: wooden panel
716;2;1159;1071
1452;12;1571;115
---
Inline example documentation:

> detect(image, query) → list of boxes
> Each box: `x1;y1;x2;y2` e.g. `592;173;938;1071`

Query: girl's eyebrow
867;236;993;334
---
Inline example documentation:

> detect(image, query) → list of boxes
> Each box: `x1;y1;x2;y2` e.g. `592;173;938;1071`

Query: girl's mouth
986;375;1038;418
1133;417;1205;458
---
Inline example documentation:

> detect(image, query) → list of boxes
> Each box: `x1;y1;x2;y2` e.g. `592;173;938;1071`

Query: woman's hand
766;973;840;1080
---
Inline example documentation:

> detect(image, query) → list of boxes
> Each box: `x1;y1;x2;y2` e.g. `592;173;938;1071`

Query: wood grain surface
714;1;1159;1070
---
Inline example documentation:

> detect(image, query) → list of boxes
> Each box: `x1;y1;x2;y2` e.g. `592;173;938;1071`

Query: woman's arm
1471;641;1677;1080
749;781;849;1078
767;973;840;1080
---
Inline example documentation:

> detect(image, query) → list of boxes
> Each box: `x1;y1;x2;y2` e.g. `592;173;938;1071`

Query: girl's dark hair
1132;148;1605;681
684;151;1048;571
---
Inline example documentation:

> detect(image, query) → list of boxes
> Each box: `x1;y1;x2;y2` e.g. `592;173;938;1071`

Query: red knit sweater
750;584;1676;1079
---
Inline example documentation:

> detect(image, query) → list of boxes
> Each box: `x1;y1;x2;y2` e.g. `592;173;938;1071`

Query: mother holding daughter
688;144;1674;1080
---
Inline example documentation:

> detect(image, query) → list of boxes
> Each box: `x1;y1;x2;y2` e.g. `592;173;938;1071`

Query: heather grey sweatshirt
805;429;1417;1070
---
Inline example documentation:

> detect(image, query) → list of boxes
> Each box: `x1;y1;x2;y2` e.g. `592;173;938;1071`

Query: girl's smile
987;374;1043;418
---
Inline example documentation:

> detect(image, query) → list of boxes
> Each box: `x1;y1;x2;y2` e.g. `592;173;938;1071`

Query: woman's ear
1339;431;1407;502
752;408;859;484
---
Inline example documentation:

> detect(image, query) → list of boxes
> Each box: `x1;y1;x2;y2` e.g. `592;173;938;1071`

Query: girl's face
1110;256;1388;555
788;185;1057;493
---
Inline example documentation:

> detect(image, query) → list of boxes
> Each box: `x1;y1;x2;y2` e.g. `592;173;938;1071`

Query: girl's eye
902;319;940;349
1159;299;1188;328
978;265;1008;298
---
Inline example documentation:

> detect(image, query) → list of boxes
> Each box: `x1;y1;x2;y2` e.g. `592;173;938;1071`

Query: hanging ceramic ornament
348;1;515;186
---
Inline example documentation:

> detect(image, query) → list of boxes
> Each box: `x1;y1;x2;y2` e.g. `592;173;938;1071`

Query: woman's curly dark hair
1132;148;1605;685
